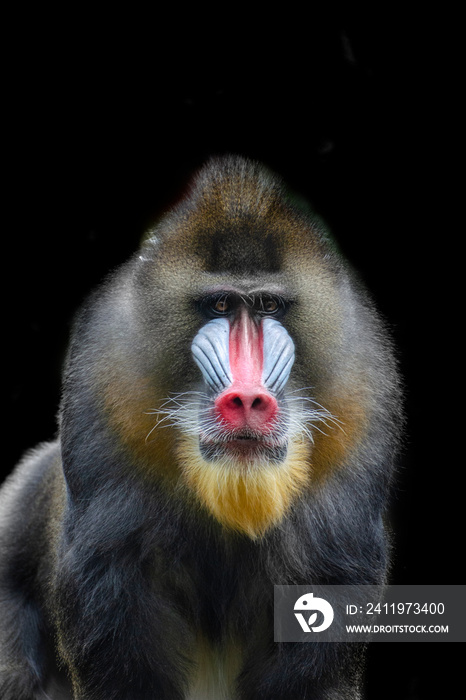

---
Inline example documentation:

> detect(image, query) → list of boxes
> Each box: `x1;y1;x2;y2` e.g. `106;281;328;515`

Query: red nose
215;384;278;431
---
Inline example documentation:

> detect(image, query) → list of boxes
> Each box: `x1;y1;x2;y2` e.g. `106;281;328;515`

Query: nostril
215;385;278;430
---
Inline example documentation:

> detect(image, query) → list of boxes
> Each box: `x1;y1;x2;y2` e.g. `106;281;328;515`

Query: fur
0;156;403;699
177;435;311;538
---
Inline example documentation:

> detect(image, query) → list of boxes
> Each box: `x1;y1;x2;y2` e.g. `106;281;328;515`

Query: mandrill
0;156;402;699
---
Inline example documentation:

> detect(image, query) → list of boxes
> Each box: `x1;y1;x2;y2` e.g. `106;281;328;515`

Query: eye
198;294;234;318
257;295;281;315
263;298;279;313
213;298;229;314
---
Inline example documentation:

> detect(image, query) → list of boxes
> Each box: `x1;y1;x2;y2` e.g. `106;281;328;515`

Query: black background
3;8;461;698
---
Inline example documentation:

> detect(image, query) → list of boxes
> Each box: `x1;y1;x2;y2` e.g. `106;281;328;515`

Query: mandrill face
183;291;309;537
174;291;314;537
191;299;295;463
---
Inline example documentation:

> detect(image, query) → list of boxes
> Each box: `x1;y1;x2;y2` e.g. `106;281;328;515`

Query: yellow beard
176;436;311;539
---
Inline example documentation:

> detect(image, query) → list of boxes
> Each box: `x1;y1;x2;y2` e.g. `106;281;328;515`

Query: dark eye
263;298;278;313
213;298;229;314
198;294;233;318
257;295;282;315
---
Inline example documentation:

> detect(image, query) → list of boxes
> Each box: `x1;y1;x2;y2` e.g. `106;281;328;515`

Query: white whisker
143;386;343;448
